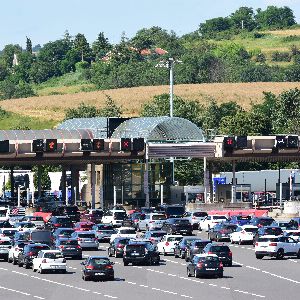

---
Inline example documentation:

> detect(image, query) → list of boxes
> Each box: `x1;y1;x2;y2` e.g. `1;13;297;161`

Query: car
187;254;223;278
289;217;300;229
81;256;114;281
32;250;67;273
61;206;80;223
12;231;29;244
109;227;137;243
14;222;37;232
8;240;30;264
0;228;19;239
161;218;193;235
249;217;275;228
271;220;297;230
198;215;228;231
81;209;103;224
202;243;232;267
137;213;167;231
284;230;300;241
92;224;116;242
229;225;258;244
71;231;99;250
143;230;167;244
55;238;82;259
0;237;12;260
73;221;95;232
102;209;127;227
185;239;212;262
159;205;185;218
17;243;50;268
156;234;183;255
183;211;208;229
208;223;237;242
47;216;73;229
21;216;44;229
229;215;251;226
52;228;75;240
108;237;132;258
253;226;283;245
255;235;300;259
123;241;160;266
127;212;143;229
25;230;53;247
174;236;200;259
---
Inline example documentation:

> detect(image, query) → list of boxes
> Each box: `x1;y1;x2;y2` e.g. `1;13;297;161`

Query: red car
74;222;95;231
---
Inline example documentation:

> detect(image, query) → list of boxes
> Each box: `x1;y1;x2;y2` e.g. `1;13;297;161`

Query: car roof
195;253;218;258
259;235;280;238
57;238;77;241
39;250;61;253
88;256;110;259
240;225;258;228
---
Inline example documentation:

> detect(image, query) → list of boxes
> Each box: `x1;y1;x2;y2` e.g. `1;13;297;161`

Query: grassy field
1;82;300;128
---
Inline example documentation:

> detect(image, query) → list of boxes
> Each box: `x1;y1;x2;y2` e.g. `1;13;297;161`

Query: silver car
183;211;208;229
71;231;99;250
138;213;167;231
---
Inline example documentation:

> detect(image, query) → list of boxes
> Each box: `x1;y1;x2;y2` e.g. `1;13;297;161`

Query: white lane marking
75;287;90;292
139;284;149;288
288;259;298;263
181;295;193;299
132;266;142;269
221;287;231;290
0;267;8;271
93;292;102;295
261;270;300;284
234;289;249;295
33;296;45;300
233;260;244;266
104;295;118;299
68;266;77;270
0;285;31;296
152;287;161;291
246;266;261;271
127;281;137;285
12;270;29;276
209;283;218;287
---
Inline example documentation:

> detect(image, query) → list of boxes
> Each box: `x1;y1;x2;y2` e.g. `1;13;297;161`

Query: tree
92;32;112;60
199;17;232;38
230;7;257;31
73;33;91;62
1;44;22;68
26;36;32;54
98;94;123;117
32;166;51;191
64;102;99;120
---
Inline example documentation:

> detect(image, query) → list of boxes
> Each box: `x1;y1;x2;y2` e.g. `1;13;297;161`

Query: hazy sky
1;0;300;49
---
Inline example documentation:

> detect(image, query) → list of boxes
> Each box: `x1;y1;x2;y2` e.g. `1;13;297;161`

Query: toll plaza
0;116;300;210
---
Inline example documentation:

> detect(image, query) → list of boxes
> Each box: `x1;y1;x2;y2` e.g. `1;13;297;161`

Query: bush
75;61;90;71
271;51;291;62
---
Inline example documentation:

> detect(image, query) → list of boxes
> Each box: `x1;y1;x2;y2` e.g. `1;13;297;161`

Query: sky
1;0;300;49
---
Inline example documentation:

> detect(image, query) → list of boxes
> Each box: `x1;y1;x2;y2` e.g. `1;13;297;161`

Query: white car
32;250;66;273
0;237;12;260
156;235;183;255
109;227;137;243
230;225;258;245
102;209;127;227
255;235;300;259
284;230;300;241
137;213;167;231
199;215;228;231
8;241;29;264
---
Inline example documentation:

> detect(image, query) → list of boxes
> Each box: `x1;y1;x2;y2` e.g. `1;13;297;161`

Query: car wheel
297;249;300;259
276;248;284;260
13;257;17;265
82;274;89;281
163;248;167;256
219;272;223;278
114;251;119;258
256;254;264;259
7;256;12;263
230;238;235;244
123;261;129;266
227;262;232;267
148;258;153;266
187;268;191;277
180;251;185;259
198;225;202;231
238;239;243;245
174;250;179;258
32;264;37;272
108;249;112;257
194;270;198;278
39;266;44;274
24;263;30;269
18;259;23;267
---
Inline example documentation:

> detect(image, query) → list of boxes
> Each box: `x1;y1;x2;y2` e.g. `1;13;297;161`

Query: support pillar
61;167;67;205
70;166;76;205
203;158;210;203
37;165;42;198
208;162;213;203
91;163;96;209
144;157;150;208
10;166;14;199
231;161;236;203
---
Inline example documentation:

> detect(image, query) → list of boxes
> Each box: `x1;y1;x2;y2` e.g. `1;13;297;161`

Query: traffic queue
0;204;299;282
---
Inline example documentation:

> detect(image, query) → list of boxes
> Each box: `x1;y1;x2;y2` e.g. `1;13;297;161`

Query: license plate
51;265;59;268
131;253;140;256
206;268;216;271
95;273;105;275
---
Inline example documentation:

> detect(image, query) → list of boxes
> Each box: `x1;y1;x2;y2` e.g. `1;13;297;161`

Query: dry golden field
1;82;300;125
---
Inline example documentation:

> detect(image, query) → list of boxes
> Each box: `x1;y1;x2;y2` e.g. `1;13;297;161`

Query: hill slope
1;82;300;128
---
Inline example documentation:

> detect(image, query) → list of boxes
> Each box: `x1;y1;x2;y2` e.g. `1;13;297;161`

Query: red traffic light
93;139;105;151
121;138;131;151
223;137;235;151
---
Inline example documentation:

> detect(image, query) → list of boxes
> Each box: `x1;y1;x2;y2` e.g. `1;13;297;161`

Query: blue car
229;215;251;226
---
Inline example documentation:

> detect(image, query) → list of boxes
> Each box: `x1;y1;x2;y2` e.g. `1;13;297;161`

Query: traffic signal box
223;136;248;153
93;139;105;151
223;137;235;153
46;139;57;152
121;138;132;152
132;138;145;151
32;139;44;153
0;140;10;153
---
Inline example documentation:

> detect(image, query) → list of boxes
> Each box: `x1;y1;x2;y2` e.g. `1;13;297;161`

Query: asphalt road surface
0;231;299;300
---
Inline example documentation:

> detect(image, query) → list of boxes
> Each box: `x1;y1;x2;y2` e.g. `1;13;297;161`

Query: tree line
0;6;300;100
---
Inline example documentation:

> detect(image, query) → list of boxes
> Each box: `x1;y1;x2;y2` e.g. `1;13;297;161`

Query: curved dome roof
112;117;205;142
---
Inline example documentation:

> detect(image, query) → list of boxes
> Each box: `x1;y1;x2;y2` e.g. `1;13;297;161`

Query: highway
0;231;299;300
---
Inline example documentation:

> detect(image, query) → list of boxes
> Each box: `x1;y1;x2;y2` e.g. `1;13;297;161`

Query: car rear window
120;229;136;234
90;258;110;265
258;237;279;242
151;232;165;237
126;245;145;251
44;252;64;259
199;256;219;262
60;240;78;245
259;219;273;226
117;239;130;245
194;241;210;248
114;212;127;219
213;216;227;220
223;225;237;231
152;215;166;220
98;225;114;230
167;236;183;242
175;219;190;224
244;227;258;233
287;232;300;236
193;212;208;217
78;234;95;238
31;245;50;252
210;246;230;252
237;216;251;220
0;240;11;245
59;229;74;235
265;228;283;235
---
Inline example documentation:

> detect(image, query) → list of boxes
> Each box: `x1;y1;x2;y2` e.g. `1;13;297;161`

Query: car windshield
244;228;258;233
150;232;165;237
167;236;183;242
152;215;166;220
166;207;185;215
210;246;230;252
90;258;110;265
60;240;78;245
193;212;208;217
214;216;227;220
120;229;136;234
58;230;74;235
80;224;92;229
64;207;78;213
259;219;274;226
287;232;300;236
114;212;127;219
223;225;237;231
98;225;114;230
2;230;17;236
117;239;130;245
194;241;210;248
44;252;64;259
78;234;95;238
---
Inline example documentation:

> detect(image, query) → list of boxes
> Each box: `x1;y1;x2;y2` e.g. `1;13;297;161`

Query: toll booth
215;184;251;203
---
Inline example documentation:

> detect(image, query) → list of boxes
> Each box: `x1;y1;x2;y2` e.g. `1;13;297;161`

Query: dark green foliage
32;165;52;191
26;37;32;54
0;80;36;100
271;51;291;62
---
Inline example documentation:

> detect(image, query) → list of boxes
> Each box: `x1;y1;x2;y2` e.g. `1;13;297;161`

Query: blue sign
213;177;226;193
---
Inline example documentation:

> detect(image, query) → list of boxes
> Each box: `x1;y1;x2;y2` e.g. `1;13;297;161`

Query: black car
208;224;237;242
47;216;73;229
159;205;185;218
249;217;275;228
174;237;200;259
202;243;232;267
17;243;50;268
185;239;212;262
55;238;82;259
253;226;283;245
81;256;114;281
52;228;75;240
187;254;223;278
123;242;159;266
161;218;193;235
108;237;131;258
